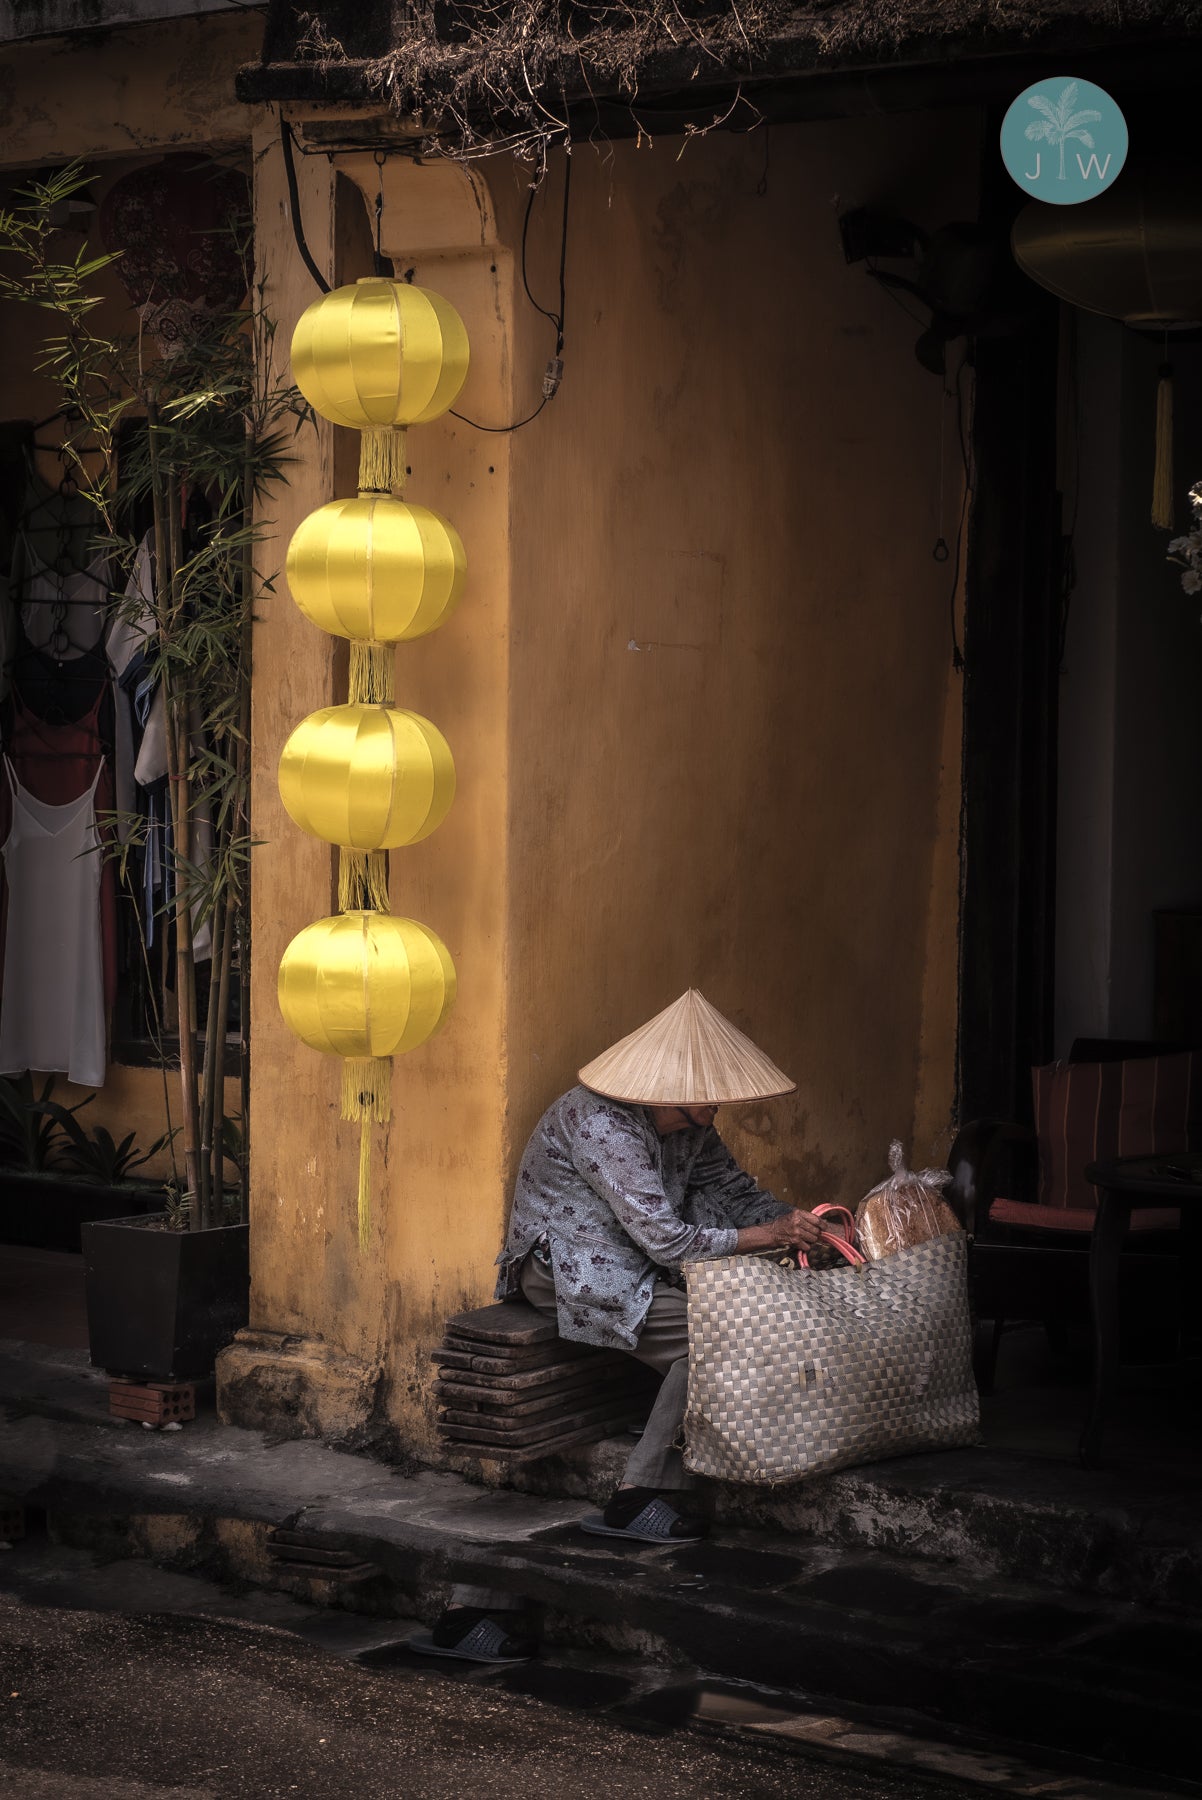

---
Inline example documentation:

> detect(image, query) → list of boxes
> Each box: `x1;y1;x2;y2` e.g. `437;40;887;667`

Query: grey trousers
444;1260;691;1614
518;1253;690;1491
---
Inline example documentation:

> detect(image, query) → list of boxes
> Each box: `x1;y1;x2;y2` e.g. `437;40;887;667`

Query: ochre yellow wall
501;118;978;1218
0;2;258;1178
226;142;516;1433
230;114;975;1452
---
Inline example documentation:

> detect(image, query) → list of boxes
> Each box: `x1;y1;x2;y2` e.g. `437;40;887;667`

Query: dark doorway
957;132;1063;1125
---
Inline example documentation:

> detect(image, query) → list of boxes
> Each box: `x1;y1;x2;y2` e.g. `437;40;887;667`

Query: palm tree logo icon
1024;81;1103;180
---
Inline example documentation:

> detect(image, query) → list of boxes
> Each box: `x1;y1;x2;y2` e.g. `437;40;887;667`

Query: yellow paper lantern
279;703;455;912
279;704;455;849
292;280;469;430
278;911;457;1246
292;279;469;495
286;495;465;646
278;910;456;1061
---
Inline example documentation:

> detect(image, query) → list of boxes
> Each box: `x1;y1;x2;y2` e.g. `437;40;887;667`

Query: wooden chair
946;1039;1193;1388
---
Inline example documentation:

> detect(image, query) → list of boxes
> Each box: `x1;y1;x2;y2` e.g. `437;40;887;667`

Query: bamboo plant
0;161;301;1231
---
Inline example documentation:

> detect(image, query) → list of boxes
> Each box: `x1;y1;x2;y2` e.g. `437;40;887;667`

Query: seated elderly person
502;989;821;1538
424;991;823;1662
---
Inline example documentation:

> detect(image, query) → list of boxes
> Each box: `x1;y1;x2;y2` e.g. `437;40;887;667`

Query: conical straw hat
578;989;796;1105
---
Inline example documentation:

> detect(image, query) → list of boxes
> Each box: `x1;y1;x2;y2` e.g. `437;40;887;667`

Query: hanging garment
0;755;106;1087
13;531;109;662
106;533;157;841
7;634;110;728
0;685;119;1008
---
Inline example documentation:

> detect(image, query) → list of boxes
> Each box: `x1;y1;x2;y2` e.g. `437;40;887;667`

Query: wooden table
1081;1152;1201;1466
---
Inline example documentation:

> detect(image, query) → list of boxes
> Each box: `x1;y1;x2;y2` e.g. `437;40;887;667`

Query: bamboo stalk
143;404;191;1209
199;889;226;1229
236;441;254;1227
211;886;237;1220
162;457;203;1229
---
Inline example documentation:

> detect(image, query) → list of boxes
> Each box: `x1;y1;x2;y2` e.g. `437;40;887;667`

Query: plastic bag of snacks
854;1140;961;1261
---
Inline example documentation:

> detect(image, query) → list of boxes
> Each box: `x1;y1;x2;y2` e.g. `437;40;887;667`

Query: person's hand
735;1208;824;1255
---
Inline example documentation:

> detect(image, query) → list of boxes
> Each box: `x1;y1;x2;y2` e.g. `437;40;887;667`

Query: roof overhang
235;3;1202;148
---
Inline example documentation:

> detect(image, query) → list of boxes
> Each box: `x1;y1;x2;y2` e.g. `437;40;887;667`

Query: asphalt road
0;1548;992;1800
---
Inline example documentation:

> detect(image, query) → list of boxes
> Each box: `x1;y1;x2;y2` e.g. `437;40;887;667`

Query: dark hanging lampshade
1011;160;1202;329
98;154;250;355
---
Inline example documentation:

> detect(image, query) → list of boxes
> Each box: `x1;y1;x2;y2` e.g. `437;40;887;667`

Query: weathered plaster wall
0;1;241;44
503;117;977;1217
0;12;258;159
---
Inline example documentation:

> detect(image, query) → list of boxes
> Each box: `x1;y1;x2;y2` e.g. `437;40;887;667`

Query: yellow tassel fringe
348;639;395;705
356;1119;372;1253
338;847;391;914
341;1056;392;1254
341;1055;392;1125
1153;364;1174;531
358;426;407;496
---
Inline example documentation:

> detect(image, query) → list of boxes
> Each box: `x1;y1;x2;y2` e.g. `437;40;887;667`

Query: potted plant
0;1074;169;1252
0;161;299;1378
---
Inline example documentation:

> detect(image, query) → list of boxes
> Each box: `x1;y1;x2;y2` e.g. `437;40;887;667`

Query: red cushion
989;1197;1181;1232
1031;1053;1198;1213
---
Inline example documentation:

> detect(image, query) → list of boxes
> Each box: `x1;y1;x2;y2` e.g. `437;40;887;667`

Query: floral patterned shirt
494;1085;786;1350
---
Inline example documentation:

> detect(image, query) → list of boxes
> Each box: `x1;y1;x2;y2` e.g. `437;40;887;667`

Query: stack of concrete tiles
433;1301;655;1463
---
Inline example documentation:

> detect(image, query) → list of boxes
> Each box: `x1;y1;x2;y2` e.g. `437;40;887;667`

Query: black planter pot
81;1214;250;1381
0;1171;168;1253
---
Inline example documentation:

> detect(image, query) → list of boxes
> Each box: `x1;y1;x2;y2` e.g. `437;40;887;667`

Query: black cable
456;396;550;433
451;144;571;433
555;146;571;353
280;117;570;432
521;151;560;339
948;354;973;673
281;117;331;296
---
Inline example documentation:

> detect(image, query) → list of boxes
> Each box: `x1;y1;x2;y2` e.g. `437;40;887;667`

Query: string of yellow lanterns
278;277;470;1248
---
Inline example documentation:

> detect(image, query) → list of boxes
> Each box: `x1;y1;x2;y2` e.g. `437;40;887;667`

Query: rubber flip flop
579;1496;706;1545
404;1621;532;1665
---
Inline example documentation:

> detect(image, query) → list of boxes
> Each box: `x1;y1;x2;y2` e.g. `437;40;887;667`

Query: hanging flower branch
1167;480;1202;604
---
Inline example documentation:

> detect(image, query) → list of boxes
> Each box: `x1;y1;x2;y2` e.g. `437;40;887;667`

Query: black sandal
581;1486;709;1544
406;1606;536;1664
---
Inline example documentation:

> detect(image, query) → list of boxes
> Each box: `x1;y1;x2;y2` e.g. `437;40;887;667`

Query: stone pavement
0;1337;1199;1795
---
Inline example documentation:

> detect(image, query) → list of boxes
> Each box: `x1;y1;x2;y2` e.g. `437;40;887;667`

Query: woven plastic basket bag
684;1233;979;1484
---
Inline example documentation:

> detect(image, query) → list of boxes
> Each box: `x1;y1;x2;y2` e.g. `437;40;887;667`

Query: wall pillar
219;134;516;1452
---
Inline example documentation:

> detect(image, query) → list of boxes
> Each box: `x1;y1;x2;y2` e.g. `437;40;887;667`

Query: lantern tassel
357;1118;372;1253
1153;362;1174;531
349;639;395;705
338;848;391;914
341;1054;392;1124
341;1056;392;1254
359;426;407;496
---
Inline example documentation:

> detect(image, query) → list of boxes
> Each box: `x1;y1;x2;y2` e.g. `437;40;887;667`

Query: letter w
1076;152;1112;181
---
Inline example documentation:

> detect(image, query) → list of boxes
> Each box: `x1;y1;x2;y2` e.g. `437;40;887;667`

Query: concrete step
0;1538;1183;1800
1;1396;1199;1790
3;1336;1201;1616
454;1422;1202;1613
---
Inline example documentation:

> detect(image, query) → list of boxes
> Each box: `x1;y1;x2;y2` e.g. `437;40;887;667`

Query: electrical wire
948;352;974;674
451;144;571;433
279;118;571;433
281;118;332;296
